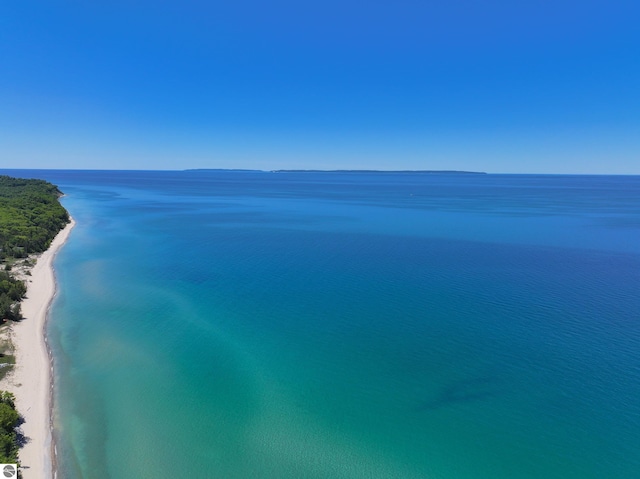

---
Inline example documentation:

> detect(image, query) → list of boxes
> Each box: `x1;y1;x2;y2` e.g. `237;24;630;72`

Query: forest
0;175;69;320
0;391;19;463
0;175;70;260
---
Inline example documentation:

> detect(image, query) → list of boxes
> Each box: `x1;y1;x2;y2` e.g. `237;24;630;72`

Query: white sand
0;219;75;478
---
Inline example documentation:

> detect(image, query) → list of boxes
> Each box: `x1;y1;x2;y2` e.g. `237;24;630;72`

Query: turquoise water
4;170;640;478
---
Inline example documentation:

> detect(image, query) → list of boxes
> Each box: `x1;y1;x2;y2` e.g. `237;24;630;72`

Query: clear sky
1;1;639;173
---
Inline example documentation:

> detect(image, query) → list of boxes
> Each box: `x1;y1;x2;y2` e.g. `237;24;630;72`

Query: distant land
186;169;487;174
185;168;261;172
271;170;487;174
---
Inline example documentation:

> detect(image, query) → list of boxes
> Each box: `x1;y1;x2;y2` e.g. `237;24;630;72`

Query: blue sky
1;1;639;173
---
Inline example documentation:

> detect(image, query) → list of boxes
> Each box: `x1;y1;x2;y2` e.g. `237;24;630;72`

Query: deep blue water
2;170;640;478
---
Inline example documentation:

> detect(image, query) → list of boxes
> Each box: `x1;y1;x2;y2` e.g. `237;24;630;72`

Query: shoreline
0;218;75;478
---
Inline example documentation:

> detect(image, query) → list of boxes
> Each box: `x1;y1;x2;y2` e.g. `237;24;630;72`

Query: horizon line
1;168;639;176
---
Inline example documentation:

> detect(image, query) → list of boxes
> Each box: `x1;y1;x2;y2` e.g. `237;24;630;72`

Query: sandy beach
0;218;75;479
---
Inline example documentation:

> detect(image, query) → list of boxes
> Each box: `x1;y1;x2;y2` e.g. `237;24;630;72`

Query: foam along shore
0;218;75;479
